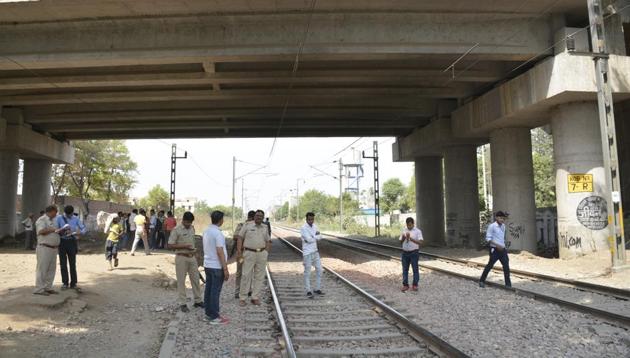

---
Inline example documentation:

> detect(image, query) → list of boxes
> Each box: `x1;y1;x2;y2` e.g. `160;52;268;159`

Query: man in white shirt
399;217;423;292
203;210;230;325
22;213;35;250
479;211;512;288
300;212;324;298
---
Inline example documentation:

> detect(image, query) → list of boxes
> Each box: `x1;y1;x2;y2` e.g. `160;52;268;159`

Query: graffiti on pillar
507;222;525;249
446;212;457;244
576;196;608;230
559;231;582;249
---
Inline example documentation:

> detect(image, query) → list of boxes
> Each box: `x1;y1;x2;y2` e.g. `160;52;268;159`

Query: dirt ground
0;239;200;358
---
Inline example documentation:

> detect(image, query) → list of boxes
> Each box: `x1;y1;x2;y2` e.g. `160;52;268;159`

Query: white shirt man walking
300;212;324;299
479;211;512;288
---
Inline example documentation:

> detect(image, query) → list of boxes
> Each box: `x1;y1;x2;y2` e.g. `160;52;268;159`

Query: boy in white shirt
400;217;423;292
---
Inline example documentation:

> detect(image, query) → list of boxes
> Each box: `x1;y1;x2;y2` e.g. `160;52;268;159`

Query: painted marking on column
576;196;608;230
567;174;593;193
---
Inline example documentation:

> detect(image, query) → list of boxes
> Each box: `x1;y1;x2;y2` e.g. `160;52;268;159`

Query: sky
126;137;414;212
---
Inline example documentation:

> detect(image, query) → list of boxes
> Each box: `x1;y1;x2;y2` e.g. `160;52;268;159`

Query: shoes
411;285;418;292
61;284;69;290
207;316;229;325
306;292;314;299
146;253;152;256
239;300;247;307
401;286;409;292
180;305;190;313
33;291;49;296
193;302;205;308
478;281;485;288
250;299;261;305
45;289;59;294
505;284;512;288
130;253;135;256
114;258;119;267
71;286;82;293
314;290;324;295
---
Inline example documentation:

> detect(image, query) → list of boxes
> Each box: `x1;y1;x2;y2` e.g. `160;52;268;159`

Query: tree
52;140;138;214
274;202;289;221
532;127;556;208
402;174;415;213
381;178;406;214
138;185;169;210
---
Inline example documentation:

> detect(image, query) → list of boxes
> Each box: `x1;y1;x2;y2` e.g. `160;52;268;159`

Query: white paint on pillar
415;156;445;246
22;158;52;221
444;145;480;248
0;151;19;238
490;128;537;252
552;102;609;258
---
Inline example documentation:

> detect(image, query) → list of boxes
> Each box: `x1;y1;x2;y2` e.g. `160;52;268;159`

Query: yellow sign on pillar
568;174;593;193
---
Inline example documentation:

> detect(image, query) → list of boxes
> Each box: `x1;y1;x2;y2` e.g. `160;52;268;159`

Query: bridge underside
0;0;587;140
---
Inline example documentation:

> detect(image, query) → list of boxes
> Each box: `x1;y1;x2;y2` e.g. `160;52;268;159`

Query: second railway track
273;225;630;327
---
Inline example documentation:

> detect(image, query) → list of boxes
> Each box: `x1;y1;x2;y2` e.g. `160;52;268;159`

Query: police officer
33;206;61;295
233;210;255;299
167;211;204;312
237;210;271;306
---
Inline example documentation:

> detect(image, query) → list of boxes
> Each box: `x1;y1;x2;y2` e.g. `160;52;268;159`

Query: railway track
241;237;468;357
274;225;630;327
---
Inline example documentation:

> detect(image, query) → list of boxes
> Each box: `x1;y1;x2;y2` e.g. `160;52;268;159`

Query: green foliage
531;128;556;208
402;174;415;213
274;202;289;221
52;140;137;214
381;178;405;214
138;185;170;211
281;190;360;223
178;200;242;219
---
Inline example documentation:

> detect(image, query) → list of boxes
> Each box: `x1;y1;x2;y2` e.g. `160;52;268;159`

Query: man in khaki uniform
233;210;255;299
238;210;272;306
34;206;62;296
168;211;203;312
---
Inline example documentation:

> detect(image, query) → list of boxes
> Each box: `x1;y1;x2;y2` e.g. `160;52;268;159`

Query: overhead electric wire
267;0;318;162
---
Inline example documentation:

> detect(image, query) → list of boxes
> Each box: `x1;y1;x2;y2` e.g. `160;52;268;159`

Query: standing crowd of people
30;201;513;327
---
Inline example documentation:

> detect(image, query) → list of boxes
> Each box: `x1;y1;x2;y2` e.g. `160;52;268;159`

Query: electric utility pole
362;141;380;237
169;144;187;214
339;158;344;232
587;0;627;269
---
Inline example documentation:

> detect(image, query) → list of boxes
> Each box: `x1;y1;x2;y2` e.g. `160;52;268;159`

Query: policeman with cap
479;211;512;288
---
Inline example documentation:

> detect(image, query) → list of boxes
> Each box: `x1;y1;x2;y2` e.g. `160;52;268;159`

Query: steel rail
265;266;297;358
274;226;630;327
274;234;470;358
276;225;630;299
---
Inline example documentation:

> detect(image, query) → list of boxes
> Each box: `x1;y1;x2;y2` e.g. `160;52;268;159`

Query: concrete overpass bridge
1;0;629;260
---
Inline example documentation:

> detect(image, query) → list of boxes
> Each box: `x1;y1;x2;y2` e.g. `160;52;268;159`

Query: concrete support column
0;151;19;238
552;102;609;258
444;145;480;248
22;158;52;221
490;128;537;252
415;156;445;246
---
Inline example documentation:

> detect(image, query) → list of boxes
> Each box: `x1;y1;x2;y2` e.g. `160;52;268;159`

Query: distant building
175;197;199;212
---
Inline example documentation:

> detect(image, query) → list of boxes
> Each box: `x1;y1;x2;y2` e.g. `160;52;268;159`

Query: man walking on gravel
203;210;230;324
300;212;324;298
233;210;255;299
479;211;512;288
168;211;204;312
131;209;150;256
400;217;423;292
238;210;271;306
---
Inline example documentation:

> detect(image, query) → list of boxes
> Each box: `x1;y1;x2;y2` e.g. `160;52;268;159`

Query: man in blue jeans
479;211;512;288
56;205;86;291
203;210;230;324
400;217;423;292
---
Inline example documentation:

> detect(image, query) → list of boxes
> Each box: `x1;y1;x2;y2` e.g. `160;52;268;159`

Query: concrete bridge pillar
0;151;19;238
22;158;52;222
444;145;480;248
551;102;609;258
490;128;537;252
415;156;445;246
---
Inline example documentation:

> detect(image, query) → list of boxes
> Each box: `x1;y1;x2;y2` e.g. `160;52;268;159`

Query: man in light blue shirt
56;205;87;290
203;210;230;325
479;211;512;288
300;212;324;298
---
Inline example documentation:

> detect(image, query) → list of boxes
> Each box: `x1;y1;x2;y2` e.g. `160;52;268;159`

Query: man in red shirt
165;211;177;244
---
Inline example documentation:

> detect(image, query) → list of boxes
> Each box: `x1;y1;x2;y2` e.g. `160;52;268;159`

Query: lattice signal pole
363;141;380;237
170;144;187;214
587;0;627;269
